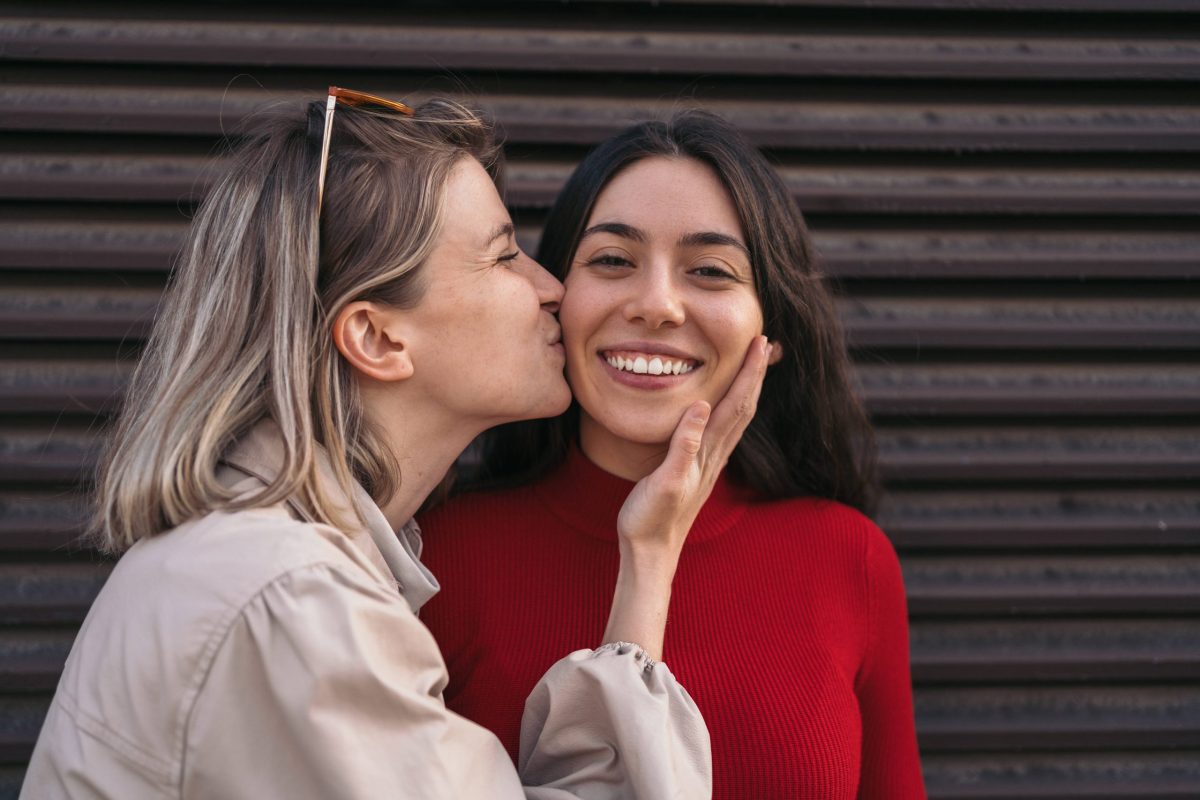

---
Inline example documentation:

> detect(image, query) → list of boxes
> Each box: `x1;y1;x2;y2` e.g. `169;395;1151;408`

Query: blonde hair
94;96;501;553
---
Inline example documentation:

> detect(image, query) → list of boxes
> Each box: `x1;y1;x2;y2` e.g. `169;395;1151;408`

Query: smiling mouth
601;350;701;376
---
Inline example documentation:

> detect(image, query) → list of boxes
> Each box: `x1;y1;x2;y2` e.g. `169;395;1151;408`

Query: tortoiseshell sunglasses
316;86;415;212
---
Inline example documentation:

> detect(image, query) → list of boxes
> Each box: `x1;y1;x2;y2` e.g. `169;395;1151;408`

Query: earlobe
767;340;785;366
332;301;415;382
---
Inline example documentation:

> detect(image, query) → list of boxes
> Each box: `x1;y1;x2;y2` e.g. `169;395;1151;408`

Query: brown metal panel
879;487;1200;550
0;563;111;625
876;425;1200;482
3;17;1199;80
903;554;1200;616
921;752;1200;800
914;685;1200;750
1;2;1198;797
5;281;1199;351
8;83;1200;153
910;619;1200;682
4;421;1199;485
5;219;1199;280
4;358;1197;417
0;630;73;692
8;152;1200;215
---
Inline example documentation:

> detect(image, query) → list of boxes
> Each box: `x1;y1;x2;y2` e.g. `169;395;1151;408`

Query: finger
702;335;769;460
657;401;712;484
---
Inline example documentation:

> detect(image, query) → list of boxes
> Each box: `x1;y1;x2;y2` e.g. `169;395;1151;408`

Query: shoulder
418;483;542;544
743;494;891;553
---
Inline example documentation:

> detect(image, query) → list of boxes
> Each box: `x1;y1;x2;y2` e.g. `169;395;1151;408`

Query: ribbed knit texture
418;448;927;799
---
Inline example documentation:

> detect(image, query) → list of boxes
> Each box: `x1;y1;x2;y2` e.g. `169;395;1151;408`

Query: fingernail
760;336;770;355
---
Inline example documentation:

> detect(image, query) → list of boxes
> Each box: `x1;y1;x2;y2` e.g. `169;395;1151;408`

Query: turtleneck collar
533;445;751;545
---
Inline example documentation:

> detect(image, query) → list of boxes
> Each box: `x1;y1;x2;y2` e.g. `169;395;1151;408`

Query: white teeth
605;352;697;376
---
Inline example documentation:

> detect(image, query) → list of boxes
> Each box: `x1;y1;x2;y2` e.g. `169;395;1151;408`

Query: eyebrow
678;231;751;258
579;221;648;243
484;222;516;249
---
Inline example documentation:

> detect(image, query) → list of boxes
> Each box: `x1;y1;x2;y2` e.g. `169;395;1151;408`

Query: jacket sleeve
183;561;711;800
519;643;713;800
855;527;928;799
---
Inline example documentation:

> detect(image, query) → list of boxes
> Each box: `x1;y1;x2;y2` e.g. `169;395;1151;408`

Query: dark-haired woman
418;112;927;799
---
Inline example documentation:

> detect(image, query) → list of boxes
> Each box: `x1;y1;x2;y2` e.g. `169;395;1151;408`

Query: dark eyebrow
678;231;750;258
485;222;516;249
579;222;648;243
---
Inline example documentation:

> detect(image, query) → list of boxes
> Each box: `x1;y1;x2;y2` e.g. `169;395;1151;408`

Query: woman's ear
332;301;415;383
767;340;785;366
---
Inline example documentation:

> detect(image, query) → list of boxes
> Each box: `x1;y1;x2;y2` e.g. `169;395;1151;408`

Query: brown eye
588;254;633;269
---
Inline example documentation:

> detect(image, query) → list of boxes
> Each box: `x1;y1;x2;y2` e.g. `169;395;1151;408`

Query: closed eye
496;250;520;266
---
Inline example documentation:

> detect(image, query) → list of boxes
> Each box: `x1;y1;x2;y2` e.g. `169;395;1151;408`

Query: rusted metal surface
2;2;1199;797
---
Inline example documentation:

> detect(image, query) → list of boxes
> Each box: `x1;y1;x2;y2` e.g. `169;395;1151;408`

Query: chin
594;410;678;447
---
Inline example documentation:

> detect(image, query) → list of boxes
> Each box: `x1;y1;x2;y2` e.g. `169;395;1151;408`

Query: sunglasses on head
315;86;415;212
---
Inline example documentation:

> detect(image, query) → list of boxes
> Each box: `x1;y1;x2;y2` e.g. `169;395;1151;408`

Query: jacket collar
220;419;439;614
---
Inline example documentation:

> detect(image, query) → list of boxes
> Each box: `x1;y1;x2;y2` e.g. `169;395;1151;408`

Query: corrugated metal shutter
2;1;1198;796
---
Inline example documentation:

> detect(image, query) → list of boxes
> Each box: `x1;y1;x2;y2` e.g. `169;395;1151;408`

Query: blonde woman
21;90;767;799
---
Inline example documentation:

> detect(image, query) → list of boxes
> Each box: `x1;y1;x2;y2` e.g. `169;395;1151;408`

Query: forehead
588;156;744;240
440;157;509;246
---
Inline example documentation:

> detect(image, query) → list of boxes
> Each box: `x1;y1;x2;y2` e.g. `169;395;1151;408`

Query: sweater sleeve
520;643;713;800
855;526;927;799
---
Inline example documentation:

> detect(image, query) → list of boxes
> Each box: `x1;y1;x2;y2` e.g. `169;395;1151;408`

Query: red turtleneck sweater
417;449;926;799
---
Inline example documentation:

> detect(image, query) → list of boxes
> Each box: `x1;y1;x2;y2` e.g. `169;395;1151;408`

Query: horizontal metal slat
903;554;1200;616
2;359;1197;417
876;425;1200;482
878;487;1200;549
5;219;1200;280
0;630;72;692
3;618;1194;695
921;751;1200;800
4;487;1196;553
4;422;1198;485
6;153;1200;215
814;229;1200;280
0;563;111;625
0;696;48;765
3;17;1199;80
844;296;1200;351
910;619;1200;682
0;492;87;552
2;552;1196;622
8;84;1200;153
915;685;1200;751
4;282;1197;351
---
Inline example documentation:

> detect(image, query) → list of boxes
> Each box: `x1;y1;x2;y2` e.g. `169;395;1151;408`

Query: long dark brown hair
469;110;878;514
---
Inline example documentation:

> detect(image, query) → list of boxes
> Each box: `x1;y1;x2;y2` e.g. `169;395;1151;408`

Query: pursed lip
596;340;703;363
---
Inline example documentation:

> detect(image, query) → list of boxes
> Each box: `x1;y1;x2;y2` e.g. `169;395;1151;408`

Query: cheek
559;280;607;348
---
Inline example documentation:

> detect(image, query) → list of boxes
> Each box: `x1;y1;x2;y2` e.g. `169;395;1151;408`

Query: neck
578;410;669;481
362;385;484;531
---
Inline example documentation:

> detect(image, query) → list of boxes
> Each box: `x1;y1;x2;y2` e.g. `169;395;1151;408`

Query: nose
624;262;684;329
520;252;565;313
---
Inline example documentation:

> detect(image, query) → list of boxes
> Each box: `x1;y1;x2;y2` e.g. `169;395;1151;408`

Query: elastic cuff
594;641;656;674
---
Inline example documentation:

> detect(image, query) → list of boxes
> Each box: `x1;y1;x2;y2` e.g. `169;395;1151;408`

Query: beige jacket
21;423;711;799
